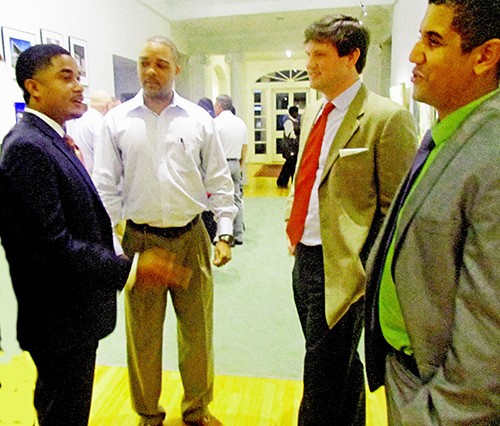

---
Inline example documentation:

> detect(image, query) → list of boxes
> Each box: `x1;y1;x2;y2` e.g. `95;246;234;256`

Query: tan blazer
287;84;418;328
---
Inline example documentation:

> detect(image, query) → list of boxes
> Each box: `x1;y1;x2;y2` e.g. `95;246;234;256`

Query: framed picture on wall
1;27;36;77
68;36;89;85
40;29;64;47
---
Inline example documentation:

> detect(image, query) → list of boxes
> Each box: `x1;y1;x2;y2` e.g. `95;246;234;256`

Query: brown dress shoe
183;414;223;426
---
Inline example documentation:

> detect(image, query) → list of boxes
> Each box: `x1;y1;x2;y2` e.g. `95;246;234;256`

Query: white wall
391;0;427;87
0;0;173;103
0;0;175;352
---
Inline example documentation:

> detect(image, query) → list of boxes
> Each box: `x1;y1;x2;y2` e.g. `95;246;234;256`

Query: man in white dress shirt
214;94;247;245
68;90;119;173
93;36;236;426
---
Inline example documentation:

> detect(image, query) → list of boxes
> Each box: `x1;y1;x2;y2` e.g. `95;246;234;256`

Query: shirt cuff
216;215;234;237
113;233;124;255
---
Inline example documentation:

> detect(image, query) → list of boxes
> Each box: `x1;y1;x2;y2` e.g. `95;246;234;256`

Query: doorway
250;69;316;163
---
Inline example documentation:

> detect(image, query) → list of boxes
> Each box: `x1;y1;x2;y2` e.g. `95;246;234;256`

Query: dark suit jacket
286;84;418;328
365;91;500;424
0;113;131;355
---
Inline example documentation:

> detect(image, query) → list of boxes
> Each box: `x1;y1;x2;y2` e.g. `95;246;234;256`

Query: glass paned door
271;89;308;162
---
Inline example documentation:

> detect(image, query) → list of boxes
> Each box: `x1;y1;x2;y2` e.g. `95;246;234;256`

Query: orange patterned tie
64;134;86;168
286;102;335;247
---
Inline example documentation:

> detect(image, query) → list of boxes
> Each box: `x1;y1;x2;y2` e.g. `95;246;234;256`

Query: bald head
90;90;120;115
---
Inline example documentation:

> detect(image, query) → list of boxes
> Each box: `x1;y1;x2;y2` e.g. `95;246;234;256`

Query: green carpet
95;196;305;380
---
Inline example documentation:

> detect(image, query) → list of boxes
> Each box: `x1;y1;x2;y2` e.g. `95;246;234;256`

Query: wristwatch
217;234;235;246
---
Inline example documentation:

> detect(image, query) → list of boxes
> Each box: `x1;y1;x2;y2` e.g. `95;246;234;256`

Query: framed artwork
40;29;64;47
68;36;89;85
1;27;36;77
15;102;26;122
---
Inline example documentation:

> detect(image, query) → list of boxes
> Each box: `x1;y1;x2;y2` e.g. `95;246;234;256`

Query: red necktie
64;134;86;168
286;102;335;247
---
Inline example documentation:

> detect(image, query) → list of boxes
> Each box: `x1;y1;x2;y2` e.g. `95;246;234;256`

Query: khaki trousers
122;218;214;423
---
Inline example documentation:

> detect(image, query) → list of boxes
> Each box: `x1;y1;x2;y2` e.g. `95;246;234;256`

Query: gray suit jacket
365;91;500;424
287;83;418;328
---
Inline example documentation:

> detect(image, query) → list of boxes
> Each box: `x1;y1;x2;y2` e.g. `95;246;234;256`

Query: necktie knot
321;101;335;118
63;133;76;148
419;129;435;153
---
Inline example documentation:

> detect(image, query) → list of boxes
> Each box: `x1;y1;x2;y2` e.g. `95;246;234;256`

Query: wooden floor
243;163;291;198
0;351;387;426
0;164;388;425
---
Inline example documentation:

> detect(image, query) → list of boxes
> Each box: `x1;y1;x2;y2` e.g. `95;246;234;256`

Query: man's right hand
135;247;192;290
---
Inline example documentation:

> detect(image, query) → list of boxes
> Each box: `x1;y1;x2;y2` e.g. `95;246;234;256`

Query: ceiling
138;0;396;61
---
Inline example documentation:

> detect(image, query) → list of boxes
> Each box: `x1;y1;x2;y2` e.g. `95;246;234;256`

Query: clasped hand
135;247;192;289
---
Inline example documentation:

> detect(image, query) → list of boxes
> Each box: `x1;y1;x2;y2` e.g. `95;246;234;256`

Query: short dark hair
16;44;71;103
304;15;370;74
198;97;215;117
288;106;299;115
429;0;500;79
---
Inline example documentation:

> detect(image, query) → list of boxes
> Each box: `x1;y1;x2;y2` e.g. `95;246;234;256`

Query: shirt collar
24;107;65;137
432;88;500;146
134;89;186;114
324;79;362;112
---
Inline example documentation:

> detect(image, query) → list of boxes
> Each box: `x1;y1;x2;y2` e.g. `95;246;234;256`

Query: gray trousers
227;159;243;243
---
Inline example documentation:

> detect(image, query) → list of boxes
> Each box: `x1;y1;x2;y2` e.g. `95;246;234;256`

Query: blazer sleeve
375;106;418;218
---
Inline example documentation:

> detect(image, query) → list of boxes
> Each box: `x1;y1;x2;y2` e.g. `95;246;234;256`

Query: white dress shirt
284;116;298;139
67;107;105;174
93;90;236;236
301;79;362;246
213;110;248;159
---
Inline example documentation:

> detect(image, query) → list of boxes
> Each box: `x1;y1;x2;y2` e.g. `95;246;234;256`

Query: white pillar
188;54;208;103
224;53;245;116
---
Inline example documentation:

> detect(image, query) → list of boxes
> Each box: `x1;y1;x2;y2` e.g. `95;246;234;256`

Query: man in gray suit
365;0;500;424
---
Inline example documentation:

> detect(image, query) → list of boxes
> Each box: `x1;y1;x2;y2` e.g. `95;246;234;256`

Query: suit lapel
320;85;367;184
24;113;99;198
394;93;498;251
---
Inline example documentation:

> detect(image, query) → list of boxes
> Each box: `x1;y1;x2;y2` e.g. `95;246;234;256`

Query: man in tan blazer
365;1;500;424
285;16;418;425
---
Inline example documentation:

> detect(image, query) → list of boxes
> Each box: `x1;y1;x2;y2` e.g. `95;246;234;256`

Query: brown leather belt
127;215;199;239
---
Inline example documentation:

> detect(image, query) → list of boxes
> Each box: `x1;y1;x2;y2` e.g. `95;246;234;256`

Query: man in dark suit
0;44;174;426
285;15;418;426
365;0;500;424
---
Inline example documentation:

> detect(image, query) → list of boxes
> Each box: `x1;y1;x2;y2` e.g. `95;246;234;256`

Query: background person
285;15;418;425
197;97;218;241
68;89;120;174
277;105;300;188
365;0;500;424
214;94;248;245
197;97;215;118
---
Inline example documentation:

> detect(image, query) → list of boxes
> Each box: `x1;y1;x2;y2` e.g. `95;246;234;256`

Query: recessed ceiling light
285;50;292;58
